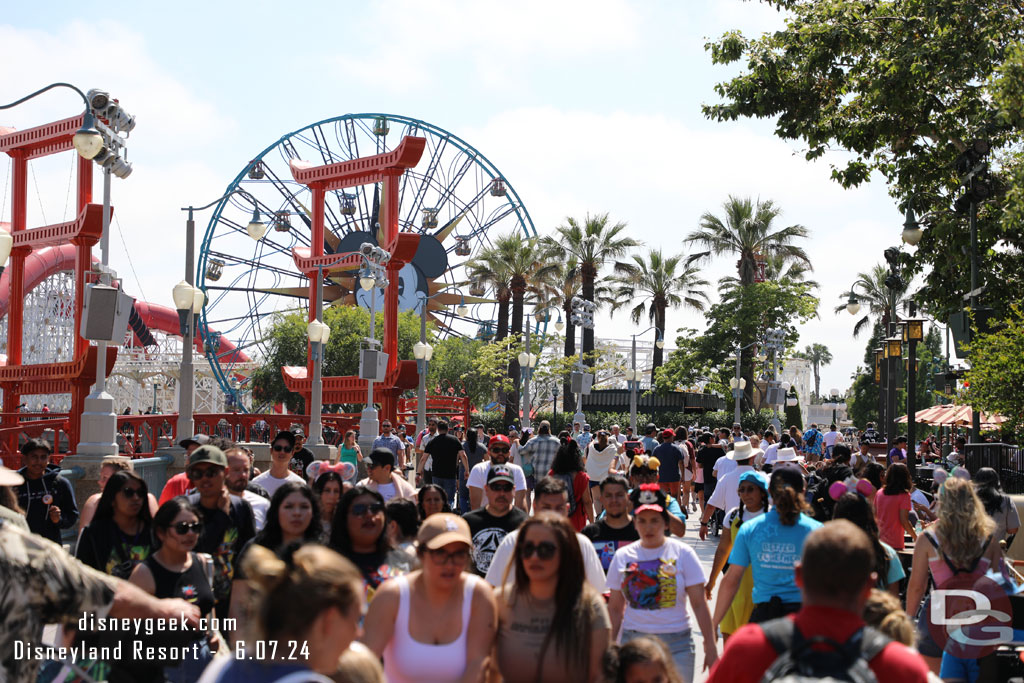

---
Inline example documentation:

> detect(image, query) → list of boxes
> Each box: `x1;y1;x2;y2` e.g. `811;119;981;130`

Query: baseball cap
661;428;675;440
178;433;210;449
489;434;511;447
291;427;305;438
738;470;769;493
272;430;296;448
487;465;515;486
187;445;228;470
0;465;24;486
417;513;472;550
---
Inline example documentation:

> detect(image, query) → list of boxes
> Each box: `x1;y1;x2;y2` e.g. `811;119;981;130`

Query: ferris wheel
196;113;535;406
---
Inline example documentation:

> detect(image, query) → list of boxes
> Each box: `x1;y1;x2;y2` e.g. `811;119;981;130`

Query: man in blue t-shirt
640;423;659;454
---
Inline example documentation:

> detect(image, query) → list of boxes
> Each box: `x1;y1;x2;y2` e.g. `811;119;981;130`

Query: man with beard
224;446;269;531
581;474;639;572
463;465;527;576
467;435;527;511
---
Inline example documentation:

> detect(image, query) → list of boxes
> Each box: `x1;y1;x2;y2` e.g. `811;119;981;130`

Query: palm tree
718;251;819;293
686;196;811;286
466;245;512;341
545;213;641;357
497;233;560;424
612;249;710;382
835;263;909;337
794;343;833;400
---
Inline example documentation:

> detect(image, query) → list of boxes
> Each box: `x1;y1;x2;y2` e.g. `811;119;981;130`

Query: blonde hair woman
905;477;1004;675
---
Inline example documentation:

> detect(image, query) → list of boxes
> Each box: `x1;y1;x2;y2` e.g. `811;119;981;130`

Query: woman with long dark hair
311;468;345;542
712;467;822;628
607;486;717;682
875;463;916;550
548;437;594;531
229;481;321;623
705;470;770;642
417;483;451;520
362;513;496;682
832;491;905;594
128;497;216;682
76;470;154;579
973;467;1020;544
329;485;415;600
492;512;609;682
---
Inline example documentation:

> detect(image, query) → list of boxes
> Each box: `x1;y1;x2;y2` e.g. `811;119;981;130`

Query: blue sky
0;1;912;397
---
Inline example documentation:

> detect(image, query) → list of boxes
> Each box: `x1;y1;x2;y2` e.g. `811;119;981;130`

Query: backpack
553;472;579;516
758;618;890;683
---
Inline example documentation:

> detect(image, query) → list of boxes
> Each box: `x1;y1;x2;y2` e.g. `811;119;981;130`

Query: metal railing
131;453;175;497
965;443;1024;494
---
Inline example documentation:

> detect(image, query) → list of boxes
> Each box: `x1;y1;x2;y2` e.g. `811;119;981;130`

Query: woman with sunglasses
229;482;322;624
76;470;154;579
704;470;769;644
330;485;416;601
362;513;496;682
127;497;216;682
79;457;159;534
608;485;717;682
495;512;610;683
417;483;451;520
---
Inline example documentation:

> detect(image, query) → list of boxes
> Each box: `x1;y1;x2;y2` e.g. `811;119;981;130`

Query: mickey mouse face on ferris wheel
336;229;448;315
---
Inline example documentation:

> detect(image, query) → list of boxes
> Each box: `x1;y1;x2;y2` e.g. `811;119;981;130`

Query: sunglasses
172;521;202;535
521;541;557;560
489;482;514;493
272;444;292;452
351;502;386;517
120;487;144;499
188;467;222;481
428;548;470;566
490;447;510;454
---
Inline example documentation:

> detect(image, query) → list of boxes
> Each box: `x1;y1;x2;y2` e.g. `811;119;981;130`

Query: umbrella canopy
896;404;1006;429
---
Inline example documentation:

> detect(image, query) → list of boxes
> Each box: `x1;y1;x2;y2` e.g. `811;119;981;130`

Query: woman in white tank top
361;513;497;682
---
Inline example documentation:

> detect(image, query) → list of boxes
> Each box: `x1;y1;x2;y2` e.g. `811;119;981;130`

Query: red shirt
159;471;192;505
708;606;930;683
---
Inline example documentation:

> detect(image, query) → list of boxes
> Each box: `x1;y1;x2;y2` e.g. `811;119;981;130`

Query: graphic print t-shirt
582;519;640;572
728;509;822;604
606;538;706;633
463;507;528;576
187;493;255;608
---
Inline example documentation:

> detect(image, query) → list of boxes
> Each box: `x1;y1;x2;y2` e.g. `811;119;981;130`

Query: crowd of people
0;415;1019;682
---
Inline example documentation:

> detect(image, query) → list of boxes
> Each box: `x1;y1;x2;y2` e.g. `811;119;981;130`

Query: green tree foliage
964;305;1024;437
836;264;909;338
425;336;491;409
250;307;420;412
784;386;803;431
653;281;819;411
705;0;1024;321
612;248;710;379
848;373;879;430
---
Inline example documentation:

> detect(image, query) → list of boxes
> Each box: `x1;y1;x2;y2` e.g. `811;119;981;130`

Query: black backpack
758;618;890;683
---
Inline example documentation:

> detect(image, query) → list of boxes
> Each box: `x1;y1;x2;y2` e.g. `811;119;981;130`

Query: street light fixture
626;325;663;433
0;82;106;159
846;293;861;315
902;202;924;246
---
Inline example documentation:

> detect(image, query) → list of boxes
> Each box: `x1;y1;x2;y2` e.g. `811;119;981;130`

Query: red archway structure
0;115;112;453
281;136;426;423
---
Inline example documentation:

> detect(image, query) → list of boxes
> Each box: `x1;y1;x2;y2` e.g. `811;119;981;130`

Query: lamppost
729;339;763;427
569;297;595;427
356;244;391;456
520;306;561;432
763;328;787;434
899;307;926;475
413;289;466;439
824;388;842;426
174;188;265;444
623;327;665;434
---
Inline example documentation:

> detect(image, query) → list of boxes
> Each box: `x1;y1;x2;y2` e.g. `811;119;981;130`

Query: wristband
700;521;708;527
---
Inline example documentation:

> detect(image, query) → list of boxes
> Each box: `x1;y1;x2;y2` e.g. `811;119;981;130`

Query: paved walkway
683;506;721;682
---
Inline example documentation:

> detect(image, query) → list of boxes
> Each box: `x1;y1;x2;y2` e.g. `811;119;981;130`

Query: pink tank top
923;529;992;586
383;574;478;682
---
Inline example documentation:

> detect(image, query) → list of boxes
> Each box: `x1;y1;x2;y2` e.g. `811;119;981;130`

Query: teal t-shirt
728;509;822;604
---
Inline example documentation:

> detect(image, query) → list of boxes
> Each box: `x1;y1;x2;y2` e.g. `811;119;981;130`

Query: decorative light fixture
624;369;635;381
456;296;469;317
846;293;861;315
413;340;434;361
902;202;924;246
359;266;376;292
172;280;196;312
245;207;267;241
191;288;205;315
72;112;104;160
655;332;665;349
518;350;530;367
555;315;565;333
307;319;330;344
885;336;903;358
902;316;926;343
